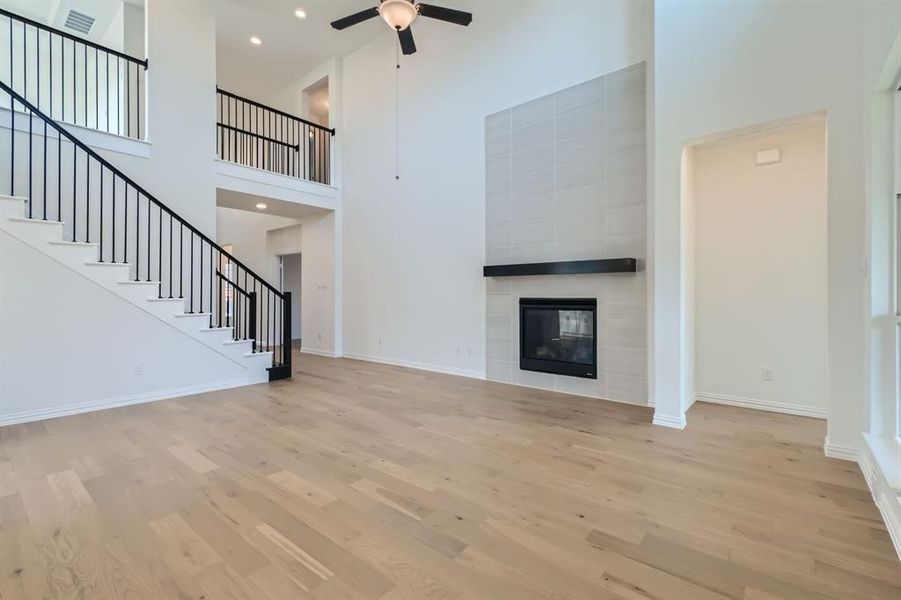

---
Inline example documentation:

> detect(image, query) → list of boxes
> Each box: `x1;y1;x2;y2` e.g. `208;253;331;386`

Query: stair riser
115;282;163;305
0;197;27;219
44;244;102;268
2;219;64;245
144;300;190;320
83;264;132;286
220;341;254;361
198;329;235;346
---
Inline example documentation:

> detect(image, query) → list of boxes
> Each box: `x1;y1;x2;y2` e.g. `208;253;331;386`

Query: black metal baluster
111;172;116;262
218;255;223;328
158;205;162;297
145;190;150;280
105;53;109;132
116;56;120;135
135;189;140;281
124;181;128;265
85;149;90;242
136;64;140;139
190;231;194;311
42;120;47;219
99;165;103;260
95;48;98;128
179;223;184;298
209;245;214;327
27;110;32;217
168;214;173;298
9;19;13;197
57;128;61;221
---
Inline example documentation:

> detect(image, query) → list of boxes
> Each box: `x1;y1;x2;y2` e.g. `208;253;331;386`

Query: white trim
215;159;339;208
860;434;901;561
0;105;151;158
824;438;859;461
343;352;485;380
300;347;337;358
695;392;827;419
0;379;249;427
652;413;687;429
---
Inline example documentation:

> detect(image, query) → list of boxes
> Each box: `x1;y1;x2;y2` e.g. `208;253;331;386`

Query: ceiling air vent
64;10;94;35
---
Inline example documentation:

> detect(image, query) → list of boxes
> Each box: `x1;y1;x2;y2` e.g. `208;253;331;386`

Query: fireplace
519;298;597;379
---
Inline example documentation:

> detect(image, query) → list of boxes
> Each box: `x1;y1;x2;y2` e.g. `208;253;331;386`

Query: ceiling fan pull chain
395;37;400;181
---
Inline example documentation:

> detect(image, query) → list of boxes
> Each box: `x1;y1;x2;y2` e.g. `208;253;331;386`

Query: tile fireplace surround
484;62;647;404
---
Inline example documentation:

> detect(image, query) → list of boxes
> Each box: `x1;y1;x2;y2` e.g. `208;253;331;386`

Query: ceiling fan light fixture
379;0;418;31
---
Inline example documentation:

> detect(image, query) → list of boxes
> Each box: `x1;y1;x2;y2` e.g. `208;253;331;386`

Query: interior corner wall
653;0;901;450
215;207;299;281
341;0;652;376
692;122;828;416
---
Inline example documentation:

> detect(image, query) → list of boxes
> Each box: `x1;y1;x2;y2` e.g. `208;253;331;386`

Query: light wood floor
1;354;898;599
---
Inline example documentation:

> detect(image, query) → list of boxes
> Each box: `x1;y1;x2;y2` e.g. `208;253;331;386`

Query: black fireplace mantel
483;258;637;277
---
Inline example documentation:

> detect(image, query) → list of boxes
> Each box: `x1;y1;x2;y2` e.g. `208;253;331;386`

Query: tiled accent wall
484;63;647;404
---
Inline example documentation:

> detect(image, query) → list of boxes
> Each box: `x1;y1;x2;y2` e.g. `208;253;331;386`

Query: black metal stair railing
0;7;147;140
216;87;335;185
0;80;291;379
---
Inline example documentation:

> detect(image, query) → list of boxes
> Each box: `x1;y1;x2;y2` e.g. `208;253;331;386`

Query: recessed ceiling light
256;203;267;210
294;8;306;19
249;36;262;46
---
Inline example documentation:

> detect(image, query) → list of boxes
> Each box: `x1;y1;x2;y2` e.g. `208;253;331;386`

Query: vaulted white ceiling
215;0;385;101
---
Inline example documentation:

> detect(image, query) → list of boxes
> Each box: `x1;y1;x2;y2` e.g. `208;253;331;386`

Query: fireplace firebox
519;298;597;379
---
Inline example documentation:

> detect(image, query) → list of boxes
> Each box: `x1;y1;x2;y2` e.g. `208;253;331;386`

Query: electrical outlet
761;367;774;382
133;364;143;376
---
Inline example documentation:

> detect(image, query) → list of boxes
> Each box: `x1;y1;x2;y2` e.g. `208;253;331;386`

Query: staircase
0;80;292;385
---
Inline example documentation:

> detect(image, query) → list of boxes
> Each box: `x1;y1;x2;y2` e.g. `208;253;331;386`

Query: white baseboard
859;434;901;561
696;392;826;419
823;438;859;461
0;378;249;427
342;352;485;380
652;413;687;429
300;347;337;358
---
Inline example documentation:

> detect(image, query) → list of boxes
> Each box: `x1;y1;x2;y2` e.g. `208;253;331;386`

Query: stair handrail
0;7;147;68
0;78;284;299
216;87;334;135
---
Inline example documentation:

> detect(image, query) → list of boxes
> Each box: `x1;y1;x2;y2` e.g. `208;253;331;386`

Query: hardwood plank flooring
0;353;898;599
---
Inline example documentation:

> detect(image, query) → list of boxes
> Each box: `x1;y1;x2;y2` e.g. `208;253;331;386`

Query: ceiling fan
330;0;473;55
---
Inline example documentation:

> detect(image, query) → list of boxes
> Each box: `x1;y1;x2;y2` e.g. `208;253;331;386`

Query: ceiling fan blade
398;27;417;55
416;3;473;26
330;7;379;30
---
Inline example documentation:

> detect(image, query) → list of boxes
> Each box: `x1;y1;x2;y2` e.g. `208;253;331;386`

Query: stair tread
84;261;129;267
48;240;99;247
7;217;63;225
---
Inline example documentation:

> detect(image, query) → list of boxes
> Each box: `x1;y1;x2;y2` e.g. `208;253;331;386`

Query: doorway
278;253;302;347
688;117;828;418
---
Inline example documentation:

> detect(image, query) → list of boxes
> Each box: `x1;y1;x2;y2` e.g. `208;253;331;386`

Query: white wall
692;121;827;417
652;0;901;451
216;207;336;356
101;0;217;234
0;229;248;424
300;210;335;356
216;206;299;281
341;0;652;375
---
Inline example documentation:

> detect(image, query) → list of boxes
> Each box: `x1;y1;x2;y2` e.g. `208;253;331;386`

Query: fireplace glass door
519;298;597;379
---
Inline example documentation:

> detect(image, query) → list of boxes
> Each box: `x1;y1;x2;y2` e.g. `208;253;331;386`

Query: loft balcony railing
0;7;147;140
216;87;334;185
